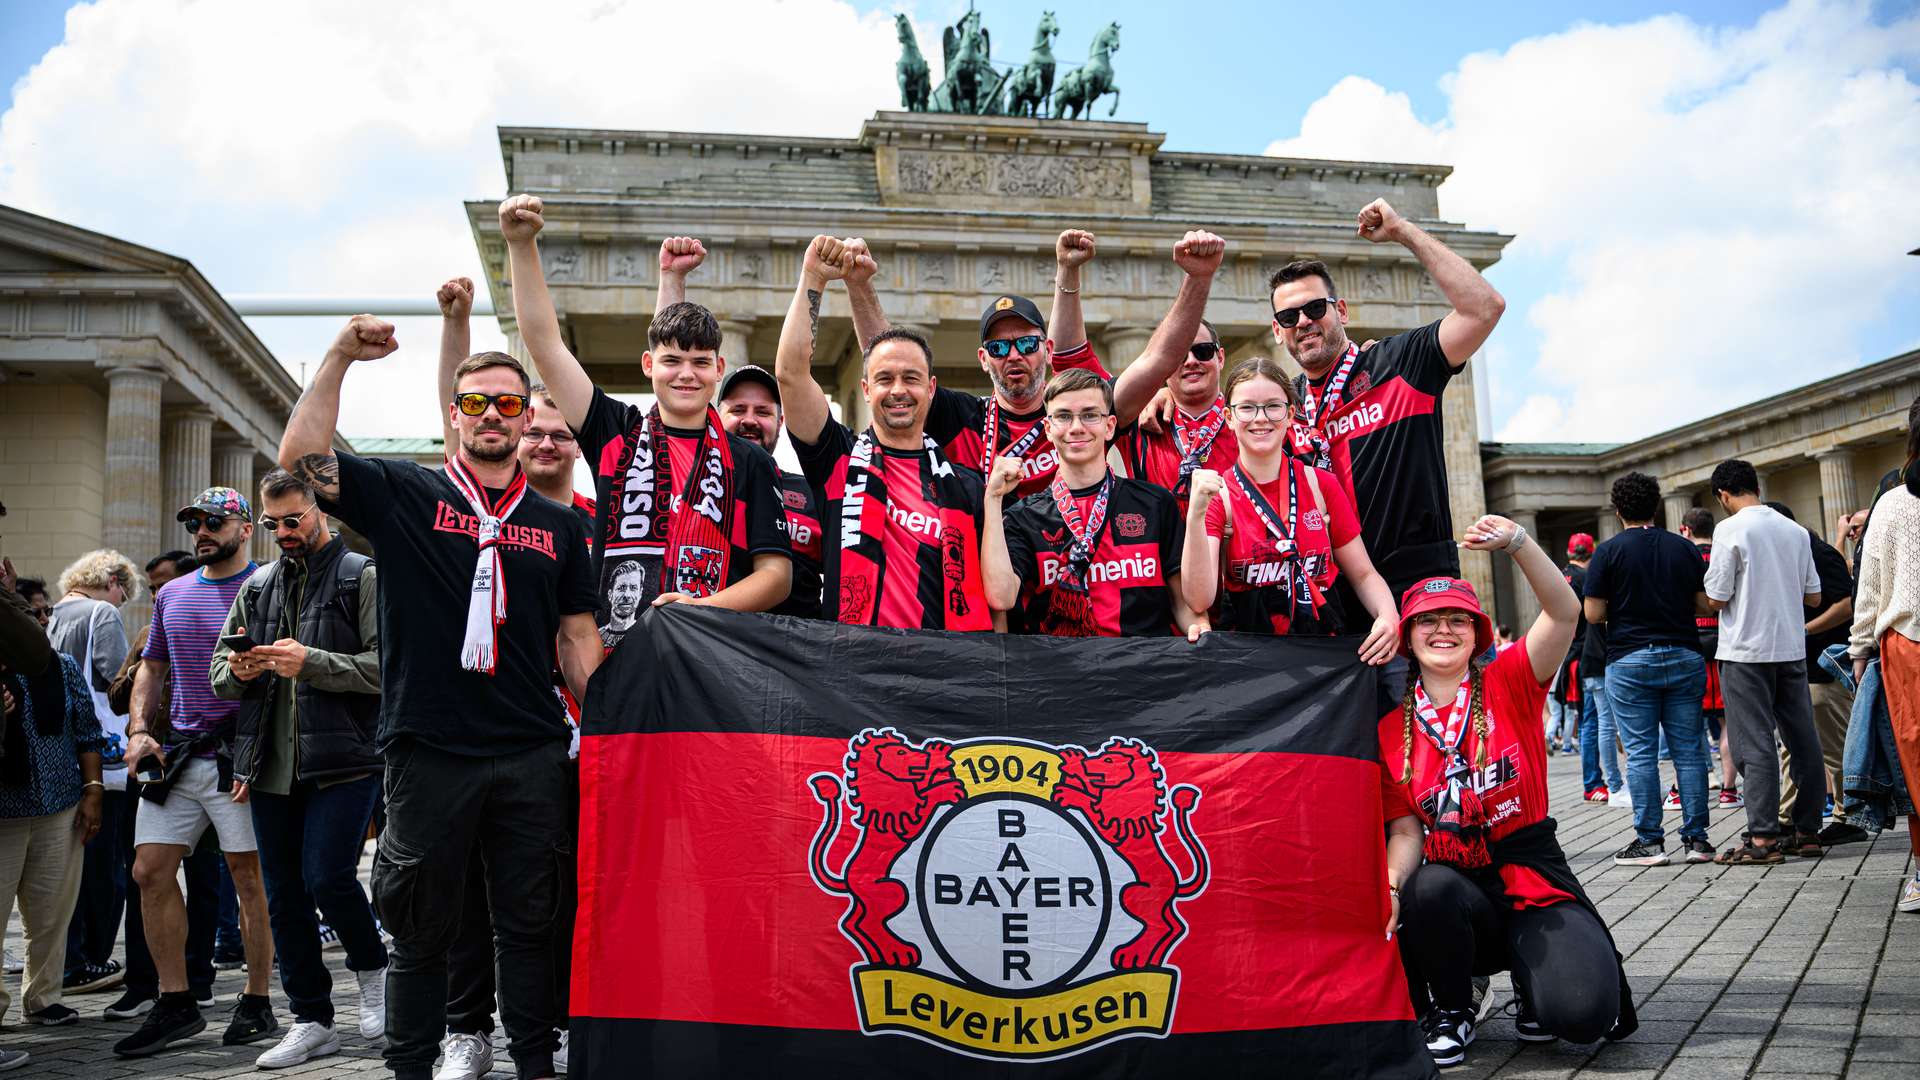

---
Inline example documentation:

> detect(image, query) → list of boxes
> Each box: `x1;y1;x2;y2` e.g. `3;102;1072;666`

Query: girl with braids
1180;357;1399;663
1378;515;1636;1067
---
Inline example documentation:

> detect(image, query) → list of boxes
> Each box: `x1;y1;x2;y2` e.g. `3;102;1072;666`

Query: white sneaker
435;1032;494;1080
1900;875;1920;914
256;1021;340;1068
1610;789;1632;811
356;967;387;1041
555;1030;569;1074
1;948;20;975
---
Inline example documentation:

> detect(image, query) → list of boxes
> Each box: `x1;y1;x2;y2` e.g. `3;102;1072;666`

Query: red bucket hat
1398;577;1495;657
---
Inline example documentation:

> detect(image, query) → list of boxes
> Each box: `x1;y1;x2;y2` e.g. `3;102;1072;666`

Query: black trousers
121;784;219;999
1398;863;1618;1044
375;738;569;1080
65;788;130;974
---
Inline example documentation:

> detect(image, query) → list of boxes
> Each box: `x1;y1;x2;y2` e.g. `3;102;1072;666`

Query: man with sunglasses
209;470;385;1067
118;488;281;1056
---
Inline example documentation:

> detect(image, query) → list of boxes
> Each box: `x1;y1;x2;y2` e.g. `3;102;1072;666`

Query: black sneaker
1818;821;1870;847
1683;837;1715;863
63;959;125;994
1506;996;1553;1042
103;988;154;1020
1424;1007;1475;1067
113;998;205;1057
27;1003;77;1026
1613;838;1670;866
222;994;280;1046
212;948;245;971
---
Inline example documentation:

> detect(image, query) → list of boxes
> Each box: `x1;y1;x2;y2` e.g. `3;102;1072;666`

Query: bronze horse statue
1002;11;1059;119
1054;21;1121;120
895;14;930;112
929;8;1004;115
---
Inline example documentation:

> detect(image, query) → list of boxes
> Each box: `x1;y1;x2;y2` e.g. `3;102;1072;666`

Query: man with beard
210;471;384;1068
277;315;600;1080
776;236;990;630
117;488;279;1056
600;562;646;647
500;198;793;651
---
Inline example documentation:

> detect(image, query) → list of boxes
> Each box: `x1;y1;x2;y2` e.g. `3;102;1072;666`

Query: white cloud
1265;0;1920;443
0;0;926;439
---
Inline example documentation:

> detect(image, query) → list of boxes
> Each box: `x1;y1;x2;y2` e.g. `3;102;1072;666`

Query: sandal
1779;833;1825;858
1714;837;1784;866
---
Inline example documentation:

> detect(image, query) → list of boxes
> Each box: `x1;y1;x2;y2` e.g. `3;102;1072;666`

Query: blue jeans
1546;697;1568;744
1581;677;1622;794
250;774;386;1026
1606;646;1709;845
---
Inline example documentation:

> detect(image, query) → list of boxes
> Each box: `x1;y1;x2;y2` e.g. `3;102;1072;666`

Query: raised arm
774;236;850;445
1357;199;1504;368
279;316;397;501
1463;514;1578;683
655;236;706;317
436;277;474;447
500;195;593;430
1179;469;1226;615
1050;230;1095;354
840;238;889;353
1112;230;1226;425
981;457;1026;612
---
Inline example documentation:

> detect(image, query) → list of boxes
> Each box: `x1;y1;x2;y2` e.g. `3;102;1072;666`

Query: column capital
99;359;165;381
1814;447;1854;462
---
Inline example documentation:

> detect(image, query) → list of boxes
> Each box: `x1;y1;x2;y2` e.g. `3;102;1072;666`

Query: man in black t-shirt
278;316;601;1080
500;196;793;653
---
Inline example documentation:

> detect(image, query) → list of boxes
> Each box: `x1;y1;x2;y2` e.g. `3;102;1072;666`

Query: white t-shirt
1703;504;1821;663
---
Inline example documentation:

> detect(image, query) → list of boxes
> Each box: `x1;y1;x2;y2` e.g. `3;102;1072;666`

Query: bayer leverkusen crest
806;727;1208;1061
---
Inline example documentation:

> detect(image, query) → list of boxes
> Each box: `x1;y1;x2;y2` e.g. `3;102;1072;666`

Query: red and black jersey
1202;459;1358;635
922;340;1108;500
771;470;824;620
1001;473;1184;637
1295;321;1460;601
569;491;597;553
793;419;988;631
1115;396;1239;516
1378;640;1574;910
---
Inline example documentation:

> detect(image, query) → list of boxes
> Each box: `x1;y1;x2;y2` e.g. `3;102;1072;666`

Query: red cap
1568;532;1595;557
1398;577;1495;657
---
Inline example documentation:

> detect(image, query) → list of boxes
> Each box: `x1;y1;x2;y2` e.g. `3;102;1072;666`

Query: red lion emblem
808;728;965;966
1052;738;1207;969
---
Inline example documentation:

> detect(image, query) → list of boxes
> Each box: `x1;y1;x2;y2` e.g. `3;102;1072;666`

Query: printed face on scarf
607;562;645;627
642;338;723;422
1170;324;1224;408
1409;608;1477;676
1226;374;1294;457
1043;386;1113;469
720;382;782;454
1270;276;1350;377
517;396;579;490
979;314;1048;409
451;366;530;465
863;339;935;436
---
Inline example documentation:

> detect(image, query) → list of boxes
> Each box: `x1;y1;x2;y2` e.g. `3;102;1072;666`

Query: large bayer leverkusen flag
573;605;1436;1079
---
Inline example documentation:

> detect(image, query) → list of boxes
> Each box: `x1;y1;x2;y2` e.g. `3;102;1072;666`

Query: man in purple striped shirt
119;488;280;1056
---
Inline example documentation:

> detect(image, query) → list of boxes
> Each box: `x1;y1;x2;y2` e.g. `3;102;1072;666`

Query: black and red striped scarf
603;404;736;606
1293;341;1360;470
1038;472;1112;638
830;428;988;630
1130;399;1227;499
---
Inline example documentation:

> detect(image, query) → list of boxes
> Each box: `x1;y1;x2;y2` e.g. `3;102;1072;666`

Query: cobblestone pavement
5;750;1916;1078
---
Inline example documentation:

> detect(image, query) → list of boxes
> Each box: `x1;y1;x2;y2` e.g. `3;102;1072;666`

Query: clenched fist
498;195;545;244
841;237;879;286
331;315;398;363
1056;229;1097;269
437;277;474;320
802;235;850;284
1187;468;1225;518
1173;230;1226;277
1356;198;1406;244
985;455;1025;500
659;236;706;276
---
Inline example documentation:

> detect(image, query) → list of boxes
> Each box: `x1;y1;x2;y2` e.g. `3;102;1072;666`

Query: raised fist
436;277;474;320
1459;514;1520;552
842;237;879;286
985;455;1025;499
1173;230;1226;277
1356;198;1406;244
1187;468;1225;515
1056;229;1096;269
802;235;849;282
659;236;706;276
332;315;398;363
498;195;545;244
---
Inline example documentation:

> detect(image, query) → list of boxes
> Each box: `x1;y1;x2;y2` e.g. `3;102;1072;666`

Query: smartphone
134;754;164;784
220;631;260;654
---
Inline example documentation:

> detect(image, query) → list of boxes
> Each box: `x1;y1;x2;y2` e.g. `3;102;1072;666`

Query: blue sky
2;0;1915;442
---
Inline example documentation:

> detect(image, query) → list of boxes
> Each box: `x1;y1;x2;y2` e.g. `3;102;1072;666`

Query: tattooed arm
279;315;396;501
773;235;848;446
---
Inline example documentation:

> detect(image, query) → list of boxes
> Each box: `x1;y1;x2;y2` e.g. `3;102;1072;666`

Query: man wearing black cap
718;364;825;620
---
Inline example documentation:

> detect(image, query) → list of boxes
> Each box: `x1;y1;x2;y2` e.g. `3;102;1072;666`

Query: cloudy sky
2;0;1915;444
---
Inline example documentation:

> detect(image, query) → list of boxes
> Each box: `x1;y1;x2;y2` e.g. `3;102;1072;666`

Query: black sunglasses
454;392;528;418
1273;297;1337;329
182;514;232;535
983;335;1043;360
1188;342;1220;362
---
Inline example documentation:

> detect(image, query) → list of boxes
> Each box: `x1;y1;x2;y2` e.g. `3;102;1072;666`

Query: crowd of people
0;192;1915;1078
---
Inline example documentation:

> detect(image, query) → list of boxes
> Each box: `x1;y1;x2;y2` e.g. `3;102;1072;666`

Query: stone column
101;363;165;628
1506;509;1542;632
214;444;264;561
163;408;215;521
1596;508;1621;542
1100;326;1155;375
1443;360;1493;607
1817;449;1857;544
718;318;757;371
1664;491;1694;533
835;343;869;431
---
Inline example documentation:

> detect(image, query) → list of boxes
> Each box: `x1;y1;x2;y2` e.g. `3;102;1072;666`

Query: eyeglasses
1229;402;1290;422
1046;409;1109;429
258;505;317;532
1413;612;1477;631
454;393;528;418
1188;342;1220;362
520;430;577;447
1273;297;1337;329
983;335;1044;360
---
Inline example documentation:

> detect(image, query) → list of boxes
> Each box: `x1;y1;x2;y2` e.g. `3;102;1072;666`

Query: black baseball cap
718;364;781;406
979;295;1047;341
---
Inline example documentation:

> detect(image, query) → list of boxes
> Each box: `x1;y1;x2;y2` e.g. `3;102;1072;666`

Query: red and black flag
574;605;1436;1078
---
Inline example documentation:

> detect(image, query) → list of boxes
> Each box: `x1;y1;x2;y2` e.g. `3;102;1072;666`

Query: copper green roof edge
1482;442;1624;456
354;437;445;454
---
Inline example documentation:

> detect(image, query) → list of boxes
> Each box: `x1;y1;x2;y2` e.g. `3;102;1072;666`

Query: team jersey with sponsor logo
1296;321;1460;601
1202;459;1358;635
794;419;989;630
1114;397;1239;517
923;341;1109;500
772;470;825;620
325;451;596;756
1001;474;1185;637
1378;640;1573;909
575;389;792;646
